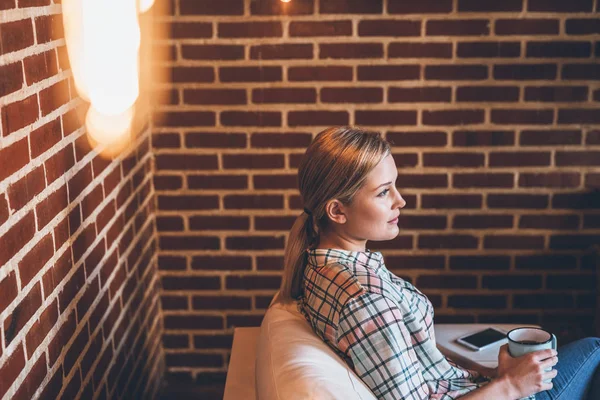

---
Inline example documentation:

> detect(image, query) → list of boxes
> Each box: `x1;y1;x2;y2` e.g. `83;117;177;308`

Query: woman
278;127;600;399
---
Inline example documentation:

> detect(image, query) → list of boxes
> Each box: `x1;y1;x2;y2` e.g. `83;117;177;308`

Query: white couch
255;296;377;400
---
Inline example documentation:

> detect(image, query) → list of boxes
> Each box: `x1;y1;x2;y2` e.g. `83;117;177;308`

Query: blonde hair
278;126;391;303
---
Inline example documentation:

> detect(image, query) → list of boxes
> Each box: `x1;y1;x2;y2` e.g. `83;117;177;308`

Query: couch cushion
255;293;376;400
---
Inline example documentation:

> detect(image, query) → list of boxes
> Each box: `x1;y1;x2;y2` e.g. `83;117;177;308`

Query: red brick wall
0;3;163;399
153;0;600;387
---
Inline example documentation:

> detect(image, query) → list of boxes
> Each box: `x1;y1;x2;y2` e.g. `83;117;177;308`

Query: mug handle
551;333;558;350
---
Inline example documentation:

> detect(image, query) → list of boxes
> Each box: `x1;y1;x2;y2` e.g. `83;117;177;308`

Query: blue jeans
535;337;600;400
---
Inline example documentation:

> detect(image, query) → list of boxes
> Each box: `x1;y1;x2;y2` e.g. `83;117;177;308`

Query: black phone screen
461;328;506;348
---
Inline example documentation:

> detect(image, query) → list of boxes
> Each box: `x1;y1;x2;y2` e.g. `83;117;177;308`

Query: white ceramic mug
507;327;558;384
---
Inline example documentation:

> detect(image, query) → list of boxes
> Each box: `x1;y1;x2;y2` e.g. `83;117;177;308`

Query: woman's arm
459;376;518;400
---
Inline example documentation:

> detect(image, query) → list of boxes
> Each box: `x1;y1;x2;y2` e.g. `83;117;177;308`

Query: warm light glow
280;0;291;3
63;0;153;145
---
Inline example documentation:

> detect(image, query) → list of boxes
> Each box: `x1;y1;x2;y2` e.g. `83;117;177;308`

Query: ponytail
279;211;316;303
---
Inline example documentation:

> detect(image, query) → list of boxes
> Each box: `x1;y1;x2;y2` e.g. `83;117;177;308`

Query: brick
491;109;553;124
484;274;542;289
385;255;444;270
80;331;103;379
514;294;573;309
0;272;18;316
528;0;593;12
289;66;352;81
226;236;285;250
26;299;58;358
68;163;92;202
387;131;447;147
519;130;581;146
357;65;420;81
36;184;67;230
31;119;63;160
165;21;212;38
359;20;420;36
158;195;218;210
453;130;514;146
418;235;478;249
4;283;42;345
181;44;244;60
184;89;247;105
188;174;247;190
189;216;249;230
484;235;545;249
519;172;580;188
193;296;251;310
254;216;295;231
320;43;383;59
494;64;557;80
585;173;600;188
0;0;13;8
0;194;7;226
226;275;281;289
489;151;551;167
163;66;214;83
519;214;580;230
254;174;297;189
163;334;189;349
422;194;482;209
165;315;223;330
251;44;312;60
19;234;53;287
0;19;34;55
559;109;600;124
556;151;600;166
227;315;264;328
180;0;243;15
253;88;316;104
423;152;484;167
8;165;45;212
160;235;220;251
1;95;38;137
220;66;282;82
13;353;47;400
0;61;22;97
397;215;446;230
0;211;35;266
397;174;447;188
453;215;513;229
566;19;600;34
256;256;284;271
251;0;313;14
76;277;100;322
516;254;577;270
156;154;218;171
157;216;184;231
153;133;180;149
449;295;507;309
224;195;283;209
319;0;382;13
457;42;520;58
584;215;600;229
24;50;58;85
550;234;600;249
289;110;349;126
64;326;89;375
39;79;70;116
427;19;489;36
372;235;414;250
290;21;352;37
527;41;591;58
58;264;85;312
193;334;233;349
423;110;484;125
453;173;514;188
355;110;416;126
223;154;284;169
153;88;180;105
388;0;452;13
161;295;188;311
155;111;216;127
166;353;222;368
562;64;600;80
35;14;63;43
526;86;588;102
458;0;523;11
192;255;251;271
321;87;382;103
416;275;477;289
449;255;510;271
456;86;519;102
488;194;548;209
0;344;25;399
219;22;282;38
61;107;83;136
389;87;451;103
185;131;247;149
425;65;488;80
251;132;312;148
42;250;72;300
496;19;559;35
221;111;281;127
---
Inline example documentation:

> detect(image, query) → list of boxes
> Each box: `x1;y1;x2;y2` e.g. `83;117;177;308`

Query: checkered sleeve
336;292;432;400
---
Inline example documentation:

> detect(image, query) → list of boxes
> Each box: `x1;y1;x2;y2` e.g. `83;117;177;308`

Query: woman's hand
495;343;558;398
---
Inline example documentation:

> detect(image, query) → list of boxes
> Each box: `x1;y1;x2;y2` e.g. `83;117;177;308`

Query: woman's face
321;154;406;250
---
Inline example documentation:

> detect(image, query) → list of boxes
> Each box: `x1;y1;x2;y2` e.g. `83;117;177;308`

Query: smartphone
456;327;508;351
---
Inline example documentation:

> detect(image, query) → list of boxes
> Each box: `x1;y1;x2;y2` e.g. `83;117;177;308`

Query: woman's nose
394;187;406;209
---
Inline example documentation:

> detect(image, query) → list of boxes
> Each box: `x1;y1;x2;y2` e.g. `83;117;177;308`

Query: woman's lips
388;217;399;224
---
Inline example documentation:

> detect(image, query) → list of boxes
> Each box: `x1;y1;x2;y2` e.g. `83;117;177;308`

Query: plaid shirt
299;248;535;400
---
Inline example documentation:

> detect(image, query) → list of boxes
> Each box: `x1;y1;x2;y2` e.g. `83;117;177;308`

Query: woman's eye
378;188;390;197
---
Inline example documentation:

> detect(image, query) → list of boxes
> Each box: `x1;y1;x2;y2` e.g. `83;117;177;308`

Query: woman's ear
324;199;347;225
